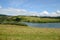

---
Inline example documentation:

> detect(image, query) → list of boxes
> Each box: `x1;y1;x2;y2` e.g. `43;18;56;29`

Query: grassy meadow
20;16;60;23
0;15;60;23
0;24;60;40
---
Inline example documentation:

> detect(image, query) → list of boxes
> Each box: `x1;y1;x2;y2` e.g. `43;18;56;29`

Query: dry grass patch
0;24;60;40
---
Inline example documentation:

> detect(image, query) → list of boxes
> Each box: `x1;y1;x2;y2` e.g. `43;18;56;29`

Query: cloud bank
0;7;60;17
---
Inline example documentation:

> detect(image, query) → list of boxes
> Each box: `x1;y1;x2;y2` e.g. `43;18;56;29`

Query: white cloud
0;8;27;16
39;11;49;16
0;7;60;17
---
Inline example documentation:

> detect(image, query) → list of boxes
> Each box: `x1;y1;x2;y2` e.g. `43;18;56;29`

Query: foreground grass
0;24;60;40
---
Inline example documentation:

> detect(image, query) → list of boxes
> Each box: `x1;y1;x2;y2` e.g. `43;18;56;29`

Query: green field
0;15;60;24
0;24;60;40
19;16;60;23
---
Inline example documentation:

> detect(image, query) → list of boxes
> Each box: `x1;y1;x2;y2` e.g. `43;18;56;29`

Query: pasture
0;24;60;40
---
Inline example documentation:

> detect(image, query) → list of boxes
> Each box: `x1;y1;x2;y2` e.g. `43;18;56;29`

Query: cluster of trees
40;16;60;19
0;14;27;26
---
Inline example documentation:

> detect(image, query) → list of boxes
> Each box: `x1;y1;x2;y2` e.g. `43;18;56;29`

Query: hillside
0;14;60;24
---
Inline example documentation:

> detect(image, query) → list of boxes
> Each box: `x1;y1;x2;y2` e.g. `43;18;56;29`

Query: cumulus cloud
0;8;27;16
49;10;60;17
0;7;60;17
39;11;49;16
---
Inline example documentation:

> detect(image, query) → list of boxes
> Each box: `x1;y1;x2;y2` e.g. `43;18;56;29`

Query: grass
19;16;60;23
0;16;60;23
0;24;60;40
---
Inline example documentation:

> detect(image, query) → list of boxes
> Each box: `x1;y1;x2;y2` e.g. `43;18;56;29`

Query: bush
0;22;28;26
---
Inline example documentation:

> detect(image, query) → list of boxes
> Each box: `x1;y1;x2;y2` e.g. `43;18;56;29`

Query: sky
0;0;60;16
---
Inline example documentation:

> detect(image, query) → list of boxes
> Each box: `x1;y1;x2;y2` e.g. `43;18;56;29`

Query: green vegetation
0;14;60;26
19;16;60;23
0;15;28;26
0;14;60;40
0;22;27;26
0;24;60;40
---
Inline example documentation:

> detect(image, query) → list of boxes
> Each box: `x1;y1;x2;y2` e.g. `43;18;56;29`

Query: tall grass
0;24;60;40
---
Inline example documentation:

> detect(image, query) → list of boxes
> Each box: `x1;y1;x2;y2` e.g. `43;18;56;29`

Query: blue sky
0;0;60;16
0;0;60;12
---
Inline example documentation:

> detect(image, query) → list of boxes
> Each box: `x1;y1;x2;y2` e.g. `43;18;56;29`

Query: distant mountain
0;14;7;16
0;14;12;17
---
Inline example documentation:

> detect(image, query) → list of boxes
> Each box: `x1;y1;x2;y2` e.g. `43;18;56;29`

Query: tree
14;17;21;22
